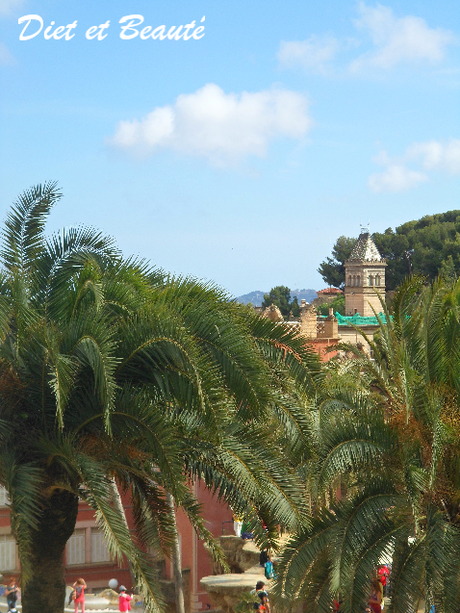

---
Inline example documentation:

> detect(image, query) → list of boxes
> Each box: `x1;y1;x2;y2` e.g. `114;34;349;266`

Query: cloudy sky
0;0;459;296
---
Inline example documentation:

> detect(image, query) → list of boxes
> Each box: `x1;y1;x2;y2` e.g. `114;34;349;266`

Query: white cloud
0;42;15;65
406;139;460;174
368;139;460;193
108;83;313;166
278;3;456;76
0;0;24;17
368;164;427;193
350;2;456;71
278;36;339;74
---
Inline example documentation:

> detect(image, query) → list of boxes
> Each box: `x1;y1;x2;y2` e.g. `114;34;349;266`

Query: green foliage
234;591;259;613
274;277;460;613
290;296;300;317
317;294;345;316
0;184;322;613
317;236;357;289
439;254;457;283
319;211;460;290
262;286;300;318
374;211;460;289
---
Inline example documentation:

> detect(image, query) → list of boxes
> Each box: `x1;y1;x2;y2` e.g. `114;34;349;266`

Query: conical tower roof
348;232;383;262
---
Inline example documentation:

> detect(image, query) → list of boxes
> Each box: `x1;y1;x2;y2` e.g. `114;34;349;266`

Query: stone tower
344;231;386;316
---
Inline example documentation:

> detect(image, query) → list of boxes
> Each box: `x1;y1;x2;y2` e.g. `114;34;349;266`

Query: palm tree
275;277;460;613
0;183;320;613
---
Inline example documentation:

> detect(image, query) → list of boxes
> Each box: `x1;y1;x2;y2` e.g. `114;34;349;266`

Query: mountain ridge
237;288;318;307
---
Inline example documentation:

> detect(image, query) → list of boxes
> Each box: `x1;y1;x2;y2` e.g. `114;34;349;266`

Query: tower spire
344;230;386;316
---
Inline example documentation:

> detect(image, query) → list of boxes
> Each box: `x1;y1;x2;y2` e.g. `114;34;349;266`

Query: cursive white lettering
86;21;110;40
19;15;78;41
166;26;182;40
18;13;206;42
182;21;196;40
192;16;205;40
51;25;67;39
119;14;144;40
86;25;98;39
18;14;43;40
64;21;78;40
151;25;166;40
140;26;152;39
44;21;56;40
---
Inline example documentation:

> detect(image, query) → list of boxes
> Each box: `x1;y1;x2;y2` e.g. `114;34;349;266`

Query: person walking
233;514;243;537
119;585;133;612
5;578;20;612
251;581;271;613
73;578;87;613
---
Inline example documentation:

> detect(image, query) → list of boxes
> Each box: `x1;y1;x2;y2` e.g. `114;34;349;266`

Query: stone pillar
323;308;338;339
300;305;317;339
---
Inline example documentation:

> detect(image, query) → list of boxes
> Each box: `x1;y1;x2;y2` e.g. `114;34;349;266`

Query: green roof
335;312;389;326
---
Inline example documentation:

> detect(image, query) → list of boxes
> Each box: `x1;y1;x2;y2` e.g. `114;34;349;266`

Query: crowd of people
68;578;133;612
1;559;388;613
0;573;135;613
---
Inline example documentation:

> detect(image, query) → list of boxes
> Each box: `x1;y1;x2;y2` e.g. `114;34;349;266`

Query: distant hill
237;291;266;306
237;288;317;307
291;288;318;303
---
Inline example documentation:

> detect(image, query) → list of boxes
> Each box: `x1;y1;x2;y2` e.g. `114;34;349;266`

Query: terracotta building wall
0;482;232;608
173;482;233;612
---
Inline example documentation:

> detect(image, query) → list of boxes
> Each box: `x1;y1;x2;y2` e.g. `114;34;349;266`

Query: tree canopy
262;285;300;318
317;236;357;289
0;184;321;613
316;293;345;316
318;211;460;290
275;277;460;612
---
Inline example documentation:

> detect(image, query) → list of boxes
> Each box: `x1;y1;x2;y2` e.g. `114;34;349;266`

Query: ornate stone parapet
300;304;317;338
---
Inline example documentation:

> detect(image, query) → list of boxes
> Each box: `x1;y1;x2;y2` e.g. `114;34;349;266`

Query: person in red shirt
119;586;133;612
73;578;87;613
378;565;390;593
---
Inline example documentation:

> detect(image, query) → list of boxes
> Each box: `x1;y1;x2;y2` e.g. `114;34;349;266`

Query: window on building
357;276;361;287
91;529;111;563
375;275;380;286
348;275;352;286
0;486;9;507
0;535;16;571
368;275;373;286
67;529;86;565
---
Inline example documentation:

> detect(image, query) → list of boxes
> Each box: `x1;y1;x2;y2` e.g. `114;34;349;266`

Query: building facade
344;231;386;316
0;483;232;611
0;485;132;590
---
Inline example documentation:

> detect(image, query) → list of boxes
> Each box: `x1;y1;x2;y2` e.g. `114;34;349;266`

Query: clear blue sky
1;0;459;296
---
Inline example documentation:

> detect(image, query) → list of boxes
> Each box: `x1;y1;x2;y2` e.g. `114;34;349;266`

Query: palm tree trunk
166;491;186;613
20;489;79;613
110;478;136;588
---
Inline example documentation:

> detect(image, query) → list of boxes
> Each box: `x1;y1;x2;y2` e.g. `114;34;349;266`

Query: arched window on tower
348;275;352;286
353;275;356;286
357;275;361;287
375;275;380;287
368;275;374;286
